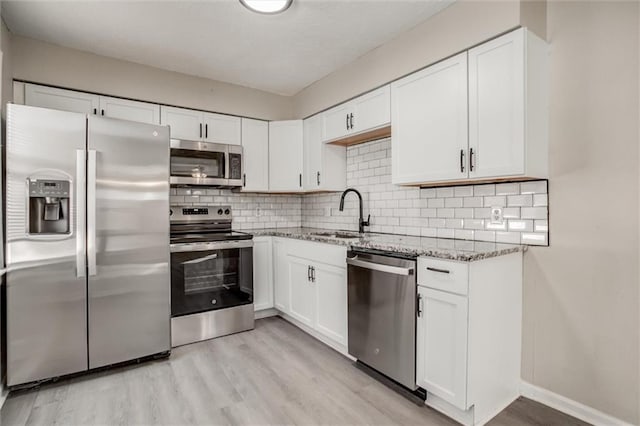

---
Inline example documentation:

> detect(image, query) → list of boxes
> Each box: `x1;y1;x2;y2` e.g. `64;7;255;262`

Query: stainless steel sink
310;231;362;239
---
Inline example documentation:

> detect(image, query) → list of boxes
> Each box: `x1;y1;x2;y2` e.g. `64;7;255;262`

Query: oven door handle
346;256;414;276
182;253;218;265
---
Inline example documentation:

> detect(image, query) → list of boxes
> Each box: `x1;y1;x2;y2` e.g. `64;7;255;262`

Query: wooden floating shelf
326;125;392;147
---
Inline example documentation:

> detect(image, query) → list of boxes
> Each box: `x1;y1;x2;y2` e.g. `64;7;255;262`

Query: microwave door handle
223;148;229;180
182;253;218;265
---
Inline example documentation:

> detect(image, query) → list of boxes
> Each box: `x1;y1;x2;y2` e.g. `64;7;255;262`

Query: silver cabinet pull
182;253;218;265
87;149;97;277
346;114;349;130
460;149;465;173
426;266;450;274
417;293;423;317
311;266;316;282
75;150;86;278
347;256;414;276
349;113;354;130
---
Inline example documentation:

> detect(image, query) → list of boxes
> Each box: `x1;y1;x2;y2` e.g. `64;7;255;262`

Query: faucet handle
363;214;371;226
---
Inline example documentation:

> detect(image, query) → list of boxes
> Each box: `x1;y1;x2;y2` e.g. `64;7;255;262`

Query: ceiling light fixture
240;0;293;14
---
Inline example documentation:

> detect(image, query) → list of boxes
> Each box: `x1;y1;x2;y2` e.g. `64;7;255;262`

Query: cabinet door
241;118;269;192
287;255;314;328
416;287;468;410
322;102;352;142
468;29;525;178
25;83;99;114
99;96;160;124
268;120;303;192
303;114;322;191
391;52;468;185
351;85;390;133
160;106;203;141
314;262;347;346
273;239;290;314
203;112;241;145
253;237;274;311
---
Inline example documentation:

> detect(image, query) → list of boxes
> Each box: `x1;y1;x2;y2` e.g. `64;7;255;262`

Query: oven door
170;139;228;186
170;240;253;317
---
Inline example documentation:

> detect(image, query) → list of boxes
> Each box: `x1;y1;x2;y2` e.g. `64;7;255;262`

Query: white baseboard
254;308;278;319
520;381;634;426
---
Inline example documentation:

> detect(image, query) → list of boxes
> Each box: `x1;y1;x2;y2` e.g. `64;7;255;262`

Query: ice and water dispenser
28;179;71;234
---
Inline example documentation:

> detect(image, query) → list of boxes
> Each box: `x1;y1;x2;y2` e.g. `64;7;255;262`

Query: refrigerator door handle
87;149;97;276
75;150;86;278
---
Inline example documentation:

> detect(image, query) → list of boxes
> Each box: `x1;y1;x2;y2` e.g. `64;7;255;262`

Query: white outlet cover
325;207;332;217
490;207;503;224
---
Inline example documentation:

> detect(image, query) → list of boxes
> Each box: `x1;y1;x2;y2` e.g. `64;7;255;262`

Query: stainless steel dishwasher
346;249;418;391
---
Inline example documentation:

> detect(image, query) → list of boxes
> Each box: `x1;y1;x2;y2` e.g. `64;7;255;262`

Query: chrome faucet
339;188;370;233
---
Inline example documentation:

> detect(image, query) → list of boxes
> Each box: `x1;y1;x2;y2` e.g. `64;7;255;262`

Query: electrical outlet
255;207;261;217
325;207;332;217
490;207;503;224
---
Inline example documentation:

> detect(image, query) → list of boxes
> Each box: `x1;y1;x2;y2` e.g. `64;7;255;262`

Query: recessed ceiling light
240;0;293;14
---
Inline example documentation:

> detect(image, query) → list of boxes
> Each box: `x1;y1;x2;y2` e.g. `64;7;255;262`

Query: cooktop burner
169;205;252;244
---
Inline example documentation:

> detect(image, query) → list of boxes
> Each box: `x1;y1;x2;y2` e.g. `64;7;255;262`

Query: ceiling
2;0;454;96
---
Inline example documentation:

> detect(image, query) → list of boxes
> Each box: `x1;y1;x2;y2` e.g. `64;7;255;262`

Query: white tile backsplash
172;138;549;246
302;138;549;246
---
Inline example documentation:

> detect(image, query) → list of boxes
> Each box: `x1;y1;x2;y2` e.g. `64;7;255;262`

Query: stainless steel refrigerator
6;104;171;387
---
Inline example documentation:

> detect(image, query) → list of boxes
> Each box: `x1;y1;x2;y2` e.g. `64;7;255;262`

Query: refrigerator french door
6;104;171;386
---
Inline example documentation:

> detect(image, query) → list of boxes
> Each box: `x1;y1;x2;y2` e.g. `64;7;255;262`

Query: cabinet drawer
417;258;468;296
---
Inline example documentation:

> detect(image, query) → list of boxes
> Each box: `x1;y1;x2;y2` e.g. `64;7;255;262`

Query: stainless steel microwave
170;139;243;187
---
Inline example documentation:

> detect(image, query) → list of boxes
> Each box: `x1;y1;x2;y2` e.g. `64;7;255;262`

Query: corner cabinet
272;238;348;350
391;28;548;186
416;254;523;426
303;114;347;192
322;85;391;143
268;120;304;192
241;118;270;192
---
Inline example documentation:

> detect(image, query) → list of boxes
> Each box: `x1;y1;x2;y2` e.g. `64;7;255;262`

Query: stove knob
217;209;223;215
224;209;230;215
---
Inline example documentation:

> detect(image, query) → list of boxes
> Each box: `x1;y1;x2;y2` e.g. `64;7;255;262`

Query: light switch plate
490;207;503;224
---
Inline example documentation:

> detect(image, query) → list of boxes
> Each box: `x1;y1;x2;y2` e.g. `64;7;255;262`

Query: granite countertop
249;227;525;262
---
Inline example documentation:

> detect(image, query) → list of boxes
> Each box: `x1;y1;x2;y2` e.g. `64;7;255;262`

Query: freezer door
87;116;170;369
6;104;88;386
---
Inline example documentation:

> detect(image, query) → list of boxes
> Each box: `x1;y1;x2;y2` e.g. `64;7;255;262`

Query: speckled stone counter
249;227;525;262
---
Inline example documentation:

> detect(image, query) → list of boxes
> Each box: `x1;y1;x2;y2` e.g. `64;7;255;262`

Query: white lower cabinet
273;238;290;313
416;254;523;426
288;255;315;328
272;238;347;350
313;262;347;347
416;286;468;410
252;237;274;311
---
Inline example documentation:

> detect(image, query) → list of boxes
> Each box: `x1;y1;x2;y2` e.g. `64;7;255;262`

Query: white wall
521;2;639;423
10;35;294;121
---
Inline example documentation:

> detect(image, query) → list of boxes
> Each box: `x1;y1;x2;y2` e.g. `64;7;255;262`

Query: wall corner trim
520;381;635;426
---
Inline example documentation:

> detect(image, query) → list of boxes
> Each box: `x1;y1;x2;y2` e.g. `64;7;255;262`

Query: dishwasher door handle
347;256;414;276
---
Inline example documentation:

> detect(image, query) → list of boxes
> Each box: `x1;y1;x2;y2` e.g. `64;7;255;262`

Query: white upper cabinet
350;85;391;133
269;120;304;192
25;83;99;115
468;28;548;179
322;85;390;143
203;112;241;145
303;114;346;192
99;96;160;124
160;106;203;141
391;52;468;184
160;106;242;144
391;28;548;186
241;118;269;192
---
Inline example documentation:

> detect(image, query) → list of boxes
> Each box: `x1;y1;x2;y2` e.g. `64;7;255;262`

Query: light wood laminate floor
1;317;589;426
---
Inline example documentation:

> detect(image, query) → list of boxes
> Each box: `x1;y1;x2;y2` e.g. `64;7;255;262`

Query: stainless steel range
170;206;254;347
